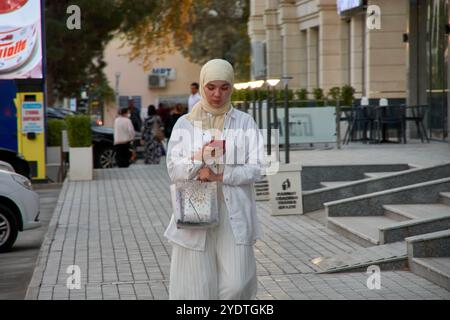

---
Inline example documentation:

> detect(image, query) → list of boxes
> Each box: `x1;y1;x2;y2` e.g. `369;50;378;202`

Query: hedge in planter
47;119;66;147
66;115;92;148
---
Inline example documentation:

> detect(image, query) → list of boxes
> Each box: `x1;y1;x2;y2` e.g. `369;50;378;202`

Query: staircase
304;164;450;290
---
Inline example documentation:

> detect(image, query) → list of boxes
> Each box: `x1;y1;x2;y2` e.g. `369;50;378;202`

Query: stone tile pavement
26;162;450;300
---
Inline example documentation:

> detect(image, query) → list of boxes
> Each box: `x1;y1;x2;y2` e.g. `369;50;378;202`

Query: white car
0;160;14;173
0;169;40;252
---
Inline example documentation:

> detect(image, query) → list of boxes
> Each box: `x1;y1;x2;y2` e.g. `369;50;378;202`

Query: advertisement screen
336;0;363;14
0;0;43;79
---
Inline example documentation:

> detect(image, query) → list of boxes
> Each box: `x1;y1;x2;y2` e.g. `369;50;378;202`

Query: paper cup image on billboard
0;0;42;79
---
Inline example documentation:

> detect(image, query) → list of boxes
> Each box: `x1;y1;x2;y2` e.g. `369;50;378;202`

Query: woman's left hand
197;167;223;182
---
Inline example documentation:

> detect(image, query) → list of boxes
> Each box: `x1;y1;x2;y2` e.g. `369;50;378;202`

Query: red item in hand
209;139;226;154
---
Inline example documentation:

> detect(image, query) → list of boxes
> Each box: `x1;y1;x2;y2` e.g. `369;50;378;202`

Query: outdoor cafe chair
405;105;429;143
373;105;406;144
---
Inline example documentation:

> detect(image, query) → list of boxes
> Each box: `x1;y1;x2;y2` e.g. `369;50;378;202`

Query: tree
180;0;251;81
46;0;191;104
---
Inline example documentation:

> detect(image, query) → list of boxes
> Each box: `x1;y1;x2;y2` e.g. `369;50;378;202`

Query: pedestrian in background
128;98;142;132
142;105;164;164
165;104;183;139
114;107;135;168
188;82;201;113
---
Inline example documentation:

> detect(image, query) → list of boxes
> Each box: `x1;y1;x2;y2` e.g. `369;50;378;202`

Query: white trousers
168;187;257;300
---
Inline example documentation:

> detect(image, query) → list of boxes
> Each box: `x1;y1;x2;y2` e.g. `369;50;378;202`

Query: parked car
0;169;40;252
0;148;31;179
0;160;15;173
45;107;143;168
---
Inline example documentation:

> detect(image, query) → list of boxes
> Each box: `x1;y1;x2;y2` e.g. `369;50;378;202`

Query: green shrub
341;84;355;106
46;119;66;147
328;87;341;101
312;88;324;100
295;88;308;100
66;115;92;148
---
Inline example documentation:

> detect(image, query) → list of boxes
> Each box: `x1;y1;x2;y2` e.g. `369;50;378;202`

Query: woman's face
204;80;232;108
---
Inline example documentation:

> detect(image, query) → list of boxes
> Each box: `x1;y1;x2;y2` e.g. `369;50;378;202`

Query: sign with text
268;164;303;215
22;102;43;133
0;0;43;79
255;177;270;201
151;68;176;80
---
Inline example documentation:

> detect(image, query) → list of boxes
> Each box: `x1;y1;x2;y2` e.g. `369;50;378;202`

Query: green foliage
341;85;356;106
312;88;324;100
66;115;92;148
46;119;67;147
328;87;341;101
295;89;308;100
181;0;251;81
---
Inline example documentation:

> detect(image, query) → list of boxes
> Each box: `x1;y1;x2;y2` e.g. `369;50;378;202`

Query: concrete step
327;216;399;247
320;181;352;188
311;242;407;273
383;204;450;221
410;257;450;291
364;172;400;179
440;192;450;206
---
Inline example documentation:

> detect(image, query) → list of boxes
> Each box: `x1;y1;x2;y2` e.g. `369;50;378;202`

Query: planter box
69;146;93;181
46;146;62;182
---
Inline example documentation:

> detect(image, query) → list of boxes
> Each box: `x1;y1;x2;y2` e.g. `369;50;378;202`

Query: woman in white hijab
164;59;265;300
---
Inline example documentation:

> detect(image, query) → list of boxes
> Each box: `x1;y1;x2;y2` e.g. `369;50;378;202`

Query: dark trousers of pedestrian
115;143;131;168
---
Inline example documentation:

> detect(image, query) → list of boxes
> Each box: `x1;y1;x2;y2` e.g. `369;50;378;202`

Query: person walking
188;82;201;113
128;98;142;132
142;105;164;164
114;107;135;168
164;59;265;300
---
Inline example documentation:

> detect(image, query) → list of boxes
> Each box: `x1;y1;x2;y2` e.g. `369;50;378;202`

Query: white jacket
164;107;265;251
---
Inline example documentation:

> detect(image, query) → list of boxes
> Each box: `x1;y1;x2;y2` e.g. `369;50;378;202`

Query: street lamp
281;76;293;164
233;82;250;112
115;72;121;109
248;81;264;123
265;79;280;156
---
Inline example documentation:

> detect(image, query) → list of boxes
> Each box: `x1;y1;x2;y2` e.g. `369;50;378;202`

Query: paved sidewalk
26;162;450;300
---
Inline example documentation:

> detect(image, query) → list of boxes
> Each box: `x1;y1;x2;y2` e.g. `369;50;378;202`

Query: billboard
336;0;364;14
0;0;42;79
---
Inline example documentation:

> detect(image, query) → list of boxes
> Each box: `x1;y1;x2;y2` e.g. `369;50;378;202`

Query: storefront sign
268;164;303;215
0;0;43;79
151;67;176;80
22;102;43;133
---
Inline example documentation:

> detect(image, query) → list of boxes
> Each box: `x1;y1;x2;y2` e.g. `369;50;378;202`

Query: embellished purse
170;180;219;230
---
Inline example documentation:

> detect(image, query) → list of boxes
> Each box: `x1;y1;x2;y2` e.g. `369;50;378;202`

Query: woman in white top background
165;59;265;299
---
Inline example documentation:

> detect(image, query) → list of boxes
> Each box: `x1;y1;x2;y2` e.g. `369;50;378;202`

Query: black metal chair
344;105;377;144
373;105;406;144
405;105;429;143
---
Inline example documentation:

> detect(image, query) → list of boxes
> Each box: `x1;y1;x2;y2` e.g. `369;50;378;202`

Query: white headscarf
186;59;234;137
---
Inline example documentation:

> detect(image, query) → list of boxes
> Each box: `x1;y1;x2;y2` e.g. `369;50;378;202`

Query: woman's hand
197;167;223;182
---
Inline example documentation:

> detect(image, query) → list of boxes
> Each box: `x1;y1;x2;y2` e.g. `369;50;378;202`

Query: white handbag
170;180;219;229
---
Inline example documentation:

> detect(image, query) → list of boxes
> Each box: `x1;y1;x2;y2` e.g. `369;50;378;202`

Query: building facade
102;38;202;127
249;0;449;141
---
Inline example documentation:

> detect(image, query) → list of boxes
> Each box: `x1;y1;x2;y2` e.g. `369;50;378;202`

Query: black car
45;107;142;168
0;148;31;179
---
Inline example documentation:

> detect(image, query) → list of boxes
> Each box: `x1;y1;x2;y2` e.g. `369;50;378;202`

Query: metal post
252;89;257;121
258;91;263;130
284;83;290;164
267;85;272;155
336;98;342;150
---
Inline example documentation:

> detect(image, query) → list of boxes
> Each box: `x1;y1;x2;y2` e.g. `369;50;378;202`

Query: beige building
102;38;202;127
249;0;449;141
249;0;408;100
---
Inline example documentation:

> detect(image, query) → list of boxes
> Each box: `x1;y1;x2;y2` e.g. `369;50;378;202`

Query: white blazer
164;106;266;251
